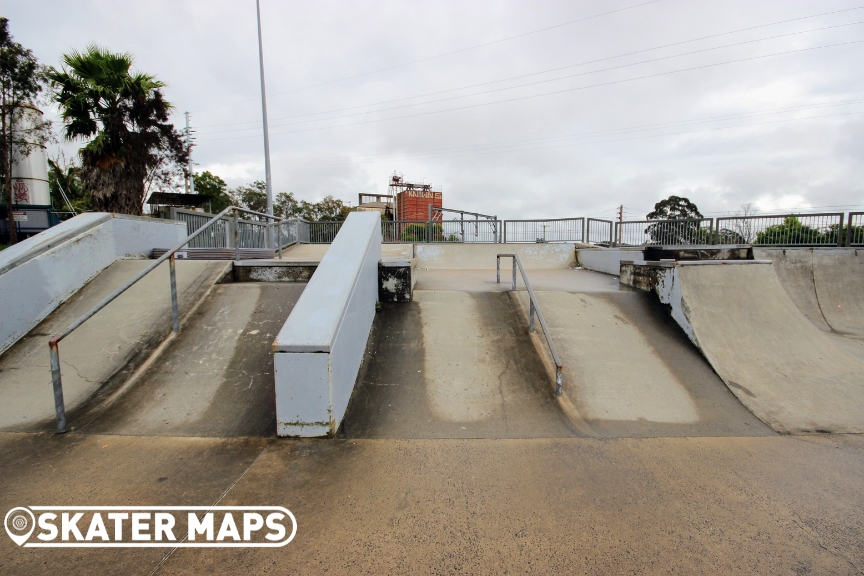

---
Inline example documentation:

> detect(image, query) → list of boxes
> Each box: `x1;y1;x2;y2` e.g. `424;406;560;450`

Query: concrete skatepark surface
79;283;305;437
2;240;864;573
757;248;864;341
2;432;863;575
0;259;230;432
675;263;864;434
517;290;772;438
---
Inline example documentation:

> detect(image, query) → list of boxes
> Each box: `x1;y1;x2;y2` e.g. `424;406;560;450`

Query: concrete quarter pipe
676;263;864;434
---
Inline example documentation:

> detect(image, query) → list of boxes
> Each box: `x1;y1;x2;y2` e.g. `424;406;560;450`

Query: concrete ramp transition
625;261;864;434
757;248;864;341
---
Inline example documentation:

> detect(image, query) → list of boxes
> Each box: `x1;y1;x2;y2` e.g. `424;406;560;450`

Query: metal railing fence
587;218;613;245
47;206;284;433
169;207;287;249
496;253;563;396
715;213;843;246
502;218;585;243
431;219;499;243
308;221;343;244
848;212;864;246
615;218;714;246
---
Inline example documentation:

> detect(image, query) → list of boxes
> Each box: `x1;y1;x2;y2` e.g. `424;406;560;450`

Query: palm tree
48;45;188;214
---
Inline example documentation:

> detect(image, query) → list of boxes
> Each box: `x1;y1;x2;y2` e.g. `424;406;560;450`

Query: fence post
848;212;854;247
233;209;240;260
581;217;586;244
277;220;283;258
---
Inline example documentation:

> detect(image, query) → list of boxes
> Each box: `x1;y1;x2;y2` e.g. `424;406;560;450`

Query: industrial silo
2;103;55;243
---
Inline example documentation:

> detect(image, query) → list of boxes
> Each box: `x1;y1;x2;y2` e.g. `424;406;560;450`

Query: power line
190;0;662;114
197;40;864;143
196;21;864;136
267;110;864;167
196;6;864;130
248;99;862;164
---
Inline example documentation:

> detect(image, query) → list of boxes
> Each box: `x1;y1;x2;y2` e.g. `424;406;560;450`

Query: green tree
48;154;91;218
1;17;52;244
756;217;828;245
193;171;231;213
645;195;708;245
314;195;354;221
48;45;188;215
646;195;703;220
230;180;267;214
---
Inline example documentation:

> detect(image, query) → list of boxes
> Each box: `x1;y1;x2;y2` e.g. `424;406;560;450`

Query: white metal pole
256;0;274;217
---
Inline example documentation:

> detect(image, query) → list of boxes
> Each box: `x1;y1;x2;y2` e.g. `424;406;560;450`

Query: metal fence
615;218;714;246
849;212;864;246
308;221;343;243
501;218;584;243
169;207;276;249
166;209;864;248
715;213;843;246
587;218;613;245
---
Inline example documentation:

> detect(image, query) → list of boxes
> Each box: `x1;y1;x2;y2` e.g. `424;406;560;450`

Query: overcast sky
7;0;864;219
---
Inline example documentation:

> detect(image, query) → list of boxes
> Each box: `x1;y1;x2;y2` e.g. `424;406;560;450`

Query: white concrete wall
0;213;186;355
273;212;382;437
415;243;574;270
576;248;645;275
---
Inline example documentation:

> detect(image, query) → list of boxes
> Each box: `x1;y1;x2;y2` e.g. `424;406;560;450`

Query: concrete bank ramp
756;248;864;341
676;263;864;434
342;290;581;438
80;283;305;437
0;259;230;432
517;291;770;438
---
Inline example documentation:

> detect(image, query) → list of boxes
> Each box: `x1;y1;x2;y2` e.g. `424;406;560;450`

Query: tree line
3;17;352;249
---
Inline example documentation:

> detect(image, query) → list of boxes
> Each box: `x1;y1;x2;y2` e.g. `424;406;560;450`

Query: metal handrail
47;206;283;433
496;253;563;396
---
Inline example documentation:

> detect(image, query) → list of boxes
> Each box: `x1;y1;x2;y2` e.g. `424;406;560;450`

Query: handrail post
555;367;563;397
233;209;240;261
48;339;68;433
277;220;283;258
496;255;501;284
529;299;535;333
169;253;180;332
512;258;516;291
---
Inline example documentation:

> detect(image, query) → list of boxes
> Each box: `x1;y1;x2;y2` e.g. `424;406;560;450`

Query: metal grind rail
47;206;283;433
496;253;563;397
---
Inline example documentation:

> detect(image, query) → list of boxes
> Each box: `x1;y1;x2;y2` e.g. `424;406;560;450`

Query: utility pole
616;204;623;246
184;111;195;194
256;0;274;216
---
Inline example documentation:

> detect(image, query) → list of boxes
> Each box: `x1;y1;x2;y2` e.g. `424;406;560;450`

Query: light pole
256;0;274;216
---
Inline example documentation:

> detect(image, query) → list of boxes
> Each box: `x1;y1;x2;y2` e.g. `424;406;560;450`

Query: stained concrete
0;260;230;432
78;283;306;437
517;290;772;438
4;432;863;575
342;293;581;439
275;242;412;264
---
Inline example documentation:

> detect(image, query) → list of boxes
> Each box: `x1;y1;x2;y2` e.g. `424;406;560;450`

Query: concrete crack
148;440;274;575
787;509;863;574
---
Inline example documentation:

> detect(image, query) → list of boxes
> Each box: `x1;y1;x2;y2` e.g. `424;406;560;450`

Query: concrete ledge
273;212;382;436
576;247;644;275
